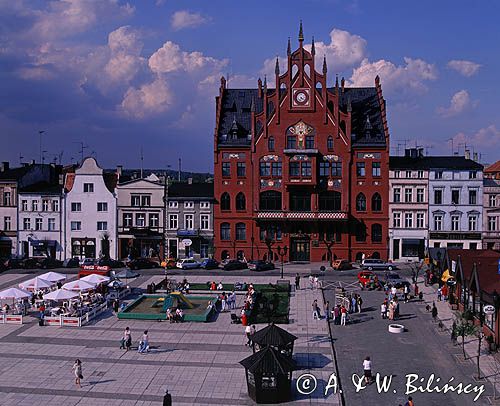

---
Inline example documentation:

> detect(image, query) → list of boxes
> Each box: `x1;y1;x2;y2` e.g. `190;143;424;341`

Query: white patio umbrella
0;287;32;300
43;289;79;301
62;279;96;292
38;271;66;282
80;274;110;285
19;277;54;291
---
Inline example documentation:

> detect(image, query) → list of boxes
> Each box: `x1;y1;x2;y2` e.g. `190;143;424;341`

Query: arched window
371;252;381;259
236;223;246;240
221;250;229;261
356;223;366;242
221;193;230;211
220;223;230;240
371;224;382;242
268;136;275;151
327;136;334;151
260;191;282;211
372;193;382;212
236;192;246;211
355;252;364;262
356;193;366;211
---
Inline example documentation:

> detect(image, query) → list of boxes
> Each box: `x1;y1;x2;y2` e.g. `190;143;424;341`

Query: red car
357;271;382;290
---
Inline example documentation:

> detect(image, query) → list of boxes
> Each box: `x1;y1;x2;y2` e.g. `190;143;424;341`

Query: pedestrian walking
313;276;319;290
72;359;83;388
123;327;132;351
380;302;387;319
437;287;442;302
221;293;227;312
357;295;363;314
404;284;410;303
414;283;419;297
340;305;347;326
431;302;438;322
295;273;301;290
324;301;330;321
312;300;320;319
363;356;372;385
138;330;149;353
308;275;314;289
351;296;357;313
245;324;256;346
334;305;340;325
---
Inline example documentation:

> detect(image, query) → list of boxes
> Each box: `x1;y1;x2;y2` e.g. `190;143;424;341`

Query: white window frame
393;212;401;228
416;212;424;228
48;218;56;231
404;188;412;203
451;215;460;231
97;202;108;212
4;216;11;231
434;215;443;231
468;215;477;231
416;188;424;203
200;214;210;230
22;200;28;211
52;200;59;212
490;195;497;207
404;213;413;228
71;221;81;231
35;218;42;231
83;183;94;193
489;216;497;232
23;218;30;230
200;201;210;209
184;201;194;209
168;201;178;209
32;200;38;211
184;214;194;230
97;221;108;231
135;213;146;227
123;213;133;227
42;200;50;211
71;202;82;212
168;214;178;230
149;213;159;228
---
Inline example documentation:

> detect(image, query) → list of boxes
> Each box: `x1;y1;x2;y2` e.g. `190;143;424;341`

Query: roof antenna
140;146;144;179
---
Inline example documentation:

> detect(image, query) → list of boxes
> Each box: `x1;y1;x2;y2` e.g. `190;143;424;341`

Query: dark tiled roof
168;182;214;199
389;156;483;170
103;172;118;194
484;178;500;187
19;181;62;194
337;87;385;147
239;346;296;374
217;87;386;147
0;166;31;181
250;323;297;347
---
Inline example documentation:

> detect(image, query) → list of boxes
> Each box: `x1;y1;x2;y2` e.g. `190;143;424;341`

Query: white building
63;157;118;260
18;182;63;259
116;174;165;260
389;150;428;261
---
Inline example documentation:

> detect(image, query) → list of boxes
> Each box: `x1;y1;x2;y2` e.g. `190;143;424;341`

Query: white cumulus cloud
171;10;209;31
447;60;481;77
437;90;476;117
451;125;500;153
149;41;227;74
121;78;174;119
349;57;438;95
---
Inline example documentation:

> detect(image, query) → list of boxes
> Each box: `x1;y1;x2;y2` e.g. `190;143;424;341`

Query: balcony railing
257;211;348;220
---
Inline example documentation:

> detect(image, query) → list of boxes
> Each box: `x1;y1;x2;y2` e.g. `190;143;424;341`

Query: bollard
163;390;172;406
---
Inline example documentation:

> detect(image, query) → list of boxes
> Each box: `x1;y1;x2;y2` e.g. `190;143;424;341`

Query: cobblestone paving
0;271;340;405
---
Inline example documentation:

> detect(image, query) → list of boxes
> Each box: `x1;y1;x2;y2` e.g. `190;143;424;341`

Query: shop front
71;238;96;259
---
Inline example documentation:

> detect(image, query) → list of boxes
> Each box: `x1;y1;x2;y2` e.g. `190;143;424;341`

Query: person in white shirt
245;324;256;346
217;282;224;290
363;356;372;384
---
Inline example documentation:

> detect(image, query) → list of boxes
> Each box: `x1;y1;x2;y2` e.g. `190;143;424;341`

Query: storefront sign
484;305;495;315
182;239;192;247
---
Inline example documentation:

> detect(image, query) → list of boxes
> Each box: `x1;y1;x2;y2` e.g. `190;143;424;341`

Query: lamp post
277;245;288;280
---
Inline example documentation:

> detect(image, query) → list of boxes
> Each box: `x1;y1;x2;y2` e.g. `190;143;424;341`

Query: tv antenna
38;130;45;164
73;141;89;163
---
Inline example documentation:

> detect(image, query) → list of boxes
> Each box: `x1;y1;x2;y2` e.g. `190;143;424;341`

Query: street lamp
276;245;288;280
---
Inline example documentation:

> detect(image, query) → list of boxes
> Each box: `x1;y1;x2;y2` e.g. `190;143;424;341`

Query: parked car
4;258;25;269
162;258;177;269
247;260;275;271
223;260;248;271
362;259;395;271
200;258;219;269
22;258;40;269
79;258;96;267
176;258;200;270
331;259;352;271
127;258;160;270
97;258;125;268
63;258;80;268
384;272;410;289
357;271;383;289
39;258;63;269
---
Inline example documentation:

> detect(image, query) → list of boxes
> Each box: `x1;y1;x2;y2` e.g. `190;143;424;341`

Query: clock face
293;88;310;107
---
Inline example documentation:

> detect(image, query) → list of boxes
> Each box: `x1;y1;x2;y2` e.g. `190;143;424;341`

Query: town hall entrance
290;239;310;262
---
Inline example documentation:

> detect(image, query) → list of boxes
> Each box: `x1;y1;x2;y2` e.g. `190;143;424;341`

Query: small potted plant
486;335;497;353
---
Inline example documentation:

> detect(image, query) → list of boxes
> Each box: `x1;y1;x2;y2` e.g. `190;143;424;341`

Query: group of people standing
119;327;149;353
327;294;363;326
380;297;400;320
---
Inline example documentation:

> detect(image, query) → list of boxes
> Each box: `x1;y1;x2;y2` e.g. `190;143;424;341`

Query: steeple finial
287;37;291;56
275;57;280;76
298;20;304;44
335;74;339;88
323;55;327;74
311;36;315;55
263;75;267;92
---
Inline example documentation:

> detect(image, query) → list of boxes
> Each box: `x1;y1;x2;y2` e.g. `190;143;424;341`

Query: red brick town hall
214;25;390;263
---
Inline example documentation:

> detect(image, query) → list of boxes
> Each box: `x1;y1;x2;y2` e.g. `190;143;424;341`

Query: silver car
362;259;395;271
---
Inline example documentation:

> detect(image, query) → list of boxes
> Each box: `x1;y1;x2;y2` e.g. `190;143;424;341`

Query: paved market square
0;270;340;406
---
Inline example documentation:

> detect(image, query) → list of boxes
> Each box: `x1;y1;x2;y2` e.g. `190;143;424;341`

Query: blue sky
1;0;499;171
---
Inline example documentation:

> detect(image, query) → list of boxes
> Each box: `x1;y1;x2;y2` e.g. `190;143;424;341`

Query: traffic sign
484;305;495;315
182;239;192;247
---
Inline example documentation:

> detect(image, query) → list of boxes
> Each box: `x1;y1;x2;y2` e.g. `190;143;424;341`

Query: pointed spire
298;20;304;44
287;37;291;56
275;57;280;76
311;36;315;55
263;75;267;92
322;55;327;74
335;74;339;88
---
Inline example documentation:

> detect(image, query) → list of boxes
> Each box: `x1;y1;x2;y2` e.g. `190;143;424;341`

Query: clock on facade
292;88;310;107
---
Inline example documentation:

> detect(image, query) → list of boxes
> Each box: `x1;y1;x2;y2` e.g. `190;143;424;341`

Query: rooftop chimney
465;149;471;160
116;165;123;177
0;162;9;172
188;177;193;185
